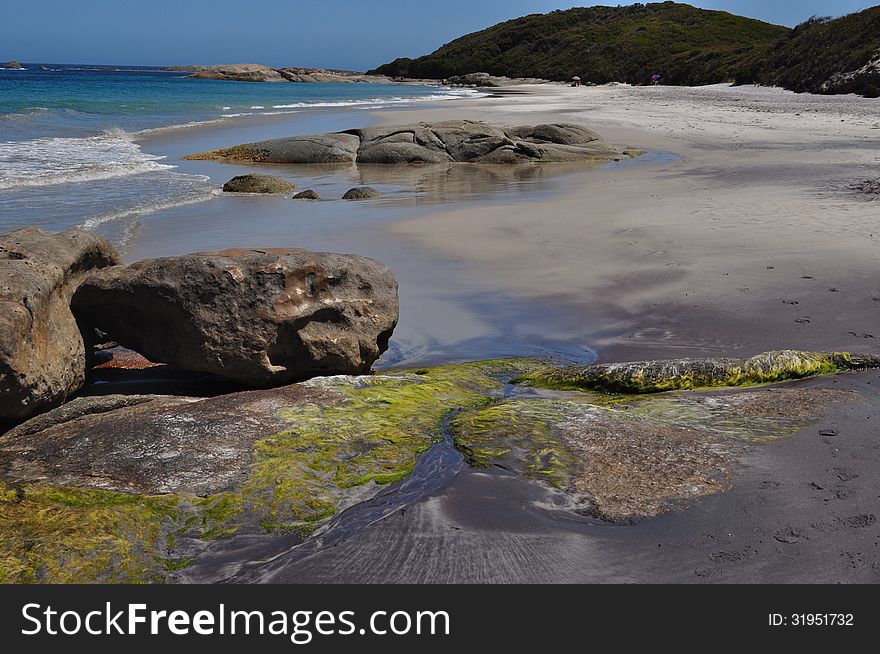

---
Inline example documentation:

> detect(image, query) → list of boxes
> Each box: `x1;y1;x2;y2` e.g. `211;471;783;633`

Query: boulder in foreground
71;248;399;386
292;189;320;200
222;174;295;193
0;228;121;423
187;120;626;165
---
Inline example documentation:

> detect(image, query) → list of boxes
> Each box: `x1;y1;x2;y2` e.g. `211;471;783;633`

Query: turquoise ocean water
0;63;470;242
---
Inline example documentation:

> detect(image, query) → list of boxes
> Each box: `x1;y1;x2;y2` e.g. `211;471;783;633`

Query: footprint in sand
774;526;807;543
693;566;723;579
840;514;876;529
709;545;758;563
833;466;859;482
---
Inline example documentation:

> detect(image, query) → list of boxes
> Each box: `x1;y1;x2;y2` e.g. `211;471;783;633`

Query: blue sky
1;1;874;69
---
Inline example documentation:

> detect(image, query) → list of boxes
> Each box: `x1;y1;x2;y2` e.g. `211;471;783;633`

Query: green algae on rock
0;359;539;583
450;384;852;521
515;350;880;394
0;483;187;583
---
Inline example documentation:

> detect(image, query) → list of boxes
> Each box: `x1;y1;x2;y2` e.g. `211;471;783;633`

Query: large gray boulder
71;248;399;387
0;228;121;423
186;120;627;164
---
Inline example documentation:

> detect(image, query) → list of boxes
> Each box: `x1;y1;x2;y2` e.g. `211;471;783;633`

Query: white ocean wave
0;128;175;189
80;178;219;230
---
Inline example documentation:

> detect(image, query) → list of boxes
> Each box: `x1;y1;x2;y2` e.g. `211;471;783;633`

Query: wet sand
133;106;613;366
384;83;880;362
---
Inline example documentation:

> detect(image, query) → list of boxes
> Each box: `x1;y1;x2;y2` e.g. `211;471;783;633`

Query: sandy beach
381;83;880;362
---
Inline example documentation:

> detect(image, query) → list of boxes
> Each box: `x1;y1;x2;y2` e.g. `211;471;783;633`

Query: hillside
751;7;880;97
370;2;787;86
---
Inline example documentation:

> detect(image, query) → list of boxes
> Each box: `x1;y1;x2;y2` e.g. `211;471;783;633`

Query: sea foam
0;128;174;189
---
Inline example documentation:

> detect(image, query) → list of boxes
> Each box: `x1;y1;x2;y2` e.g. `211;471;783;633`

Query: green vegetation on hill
749;8;880;97
372;2;880;98
371;2;787;85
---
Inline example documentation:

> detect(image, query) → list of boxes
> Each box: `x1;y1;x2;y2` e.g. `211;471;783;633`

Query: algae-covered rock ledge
0;351;870;582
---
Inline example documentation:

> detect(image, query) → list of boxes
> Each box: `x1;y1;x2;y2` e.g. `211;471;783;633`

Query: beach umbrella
572;76;581;81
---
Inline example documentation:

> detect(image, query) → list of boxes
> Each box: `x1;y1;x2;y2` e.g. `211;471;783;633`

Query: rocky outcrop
819;49;880;97
292;189;320;200
0;228;121;423
187;120;626;164
1;61;23;70
187;64;288;82
71;248;399;387
342;186;380;200
277;67;391;84
222;174;295;193
182;63;392;84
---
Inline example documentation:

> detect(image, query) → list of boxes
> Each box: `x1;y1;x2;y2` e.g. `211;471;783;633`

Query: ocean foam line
80;179;219;230
134;88;483;135
0;128;177;190
133;117;229;136
0;161;176;190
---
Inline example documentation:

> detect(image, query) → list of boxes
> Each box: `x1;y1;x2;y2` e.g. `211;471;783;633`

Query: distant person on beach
651;73;661;85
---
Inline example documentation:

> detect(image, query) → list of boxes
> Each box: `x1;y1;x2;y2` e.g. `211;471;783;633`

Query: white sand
374;84;880;360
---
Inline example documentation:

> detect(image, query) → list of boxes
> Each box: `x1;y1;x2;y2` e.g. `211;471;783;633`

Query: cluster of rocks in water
0;227;399;424
220;173;378;201
174;63;392;84
187;120;629;165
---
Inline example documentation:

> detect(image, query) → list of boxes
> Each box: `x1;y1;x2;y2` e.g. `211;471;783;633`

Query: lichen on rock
515;350;880;394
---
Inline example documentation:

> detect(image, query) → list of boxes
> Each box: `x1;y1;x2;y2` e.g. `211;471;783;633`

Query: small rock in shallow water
222;174;295;194
292;189;320;200
342;186;381;200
